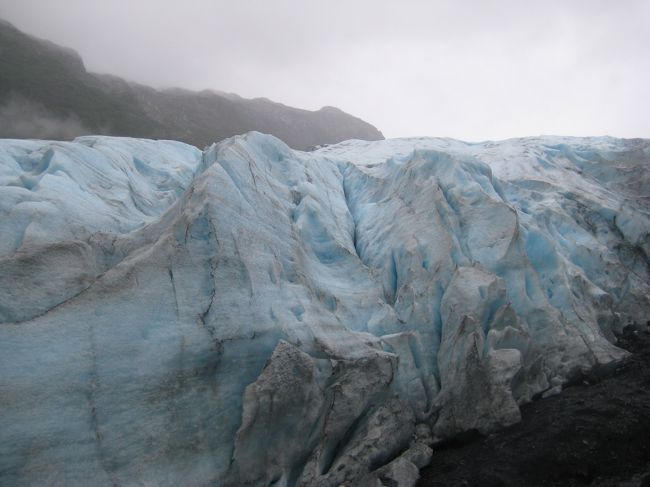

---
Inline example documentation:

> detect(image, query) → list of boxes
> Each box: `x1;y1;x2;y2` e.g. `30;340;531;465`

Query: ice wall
0;133;648;486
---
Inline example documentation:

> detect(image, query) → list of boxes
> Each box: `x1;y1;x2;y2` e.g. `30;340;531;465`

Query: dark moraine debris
417;325;650;487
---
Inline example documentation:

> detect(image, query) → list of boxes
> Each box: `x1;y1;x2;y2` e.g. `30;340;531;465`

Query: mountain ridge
0;19;384;149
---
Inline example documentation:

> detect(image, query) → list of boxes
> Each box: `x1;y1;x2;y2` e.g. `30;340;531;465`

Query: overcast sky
1;0;648;140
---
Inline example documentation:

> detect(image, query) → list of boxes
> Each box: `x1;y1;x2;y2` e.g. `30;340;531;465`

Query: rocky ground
418;325;650;487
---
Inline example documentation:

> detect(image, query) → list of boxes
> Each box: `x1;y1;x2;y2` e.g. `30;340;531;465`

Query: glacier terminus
0;133;648;486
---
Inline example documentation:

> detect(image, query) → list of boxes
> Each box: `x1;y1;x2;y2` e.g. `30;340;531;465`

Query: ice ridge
0;133;648;487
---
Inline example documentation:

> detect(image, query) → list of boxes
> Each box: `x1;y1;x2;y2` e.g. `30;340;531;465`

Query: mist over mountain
2;5;649;486
0;19;384;149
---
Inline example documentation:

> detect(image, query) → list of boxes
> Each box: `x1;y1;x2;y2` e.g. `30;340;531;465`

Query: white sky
1;0;649;140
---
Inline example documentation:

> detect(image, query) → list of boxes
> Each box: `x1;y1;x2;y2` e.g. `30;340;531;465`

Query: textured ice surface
1;133;648;486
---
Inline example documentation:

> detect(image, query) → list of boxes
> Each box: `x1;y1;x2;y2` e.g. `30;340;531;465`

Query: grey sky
1;0;648;140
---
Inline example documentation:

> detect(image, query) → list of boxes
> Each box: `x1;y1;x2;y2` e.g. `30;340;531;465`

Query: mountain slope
0;19;384;149
0;133;648;486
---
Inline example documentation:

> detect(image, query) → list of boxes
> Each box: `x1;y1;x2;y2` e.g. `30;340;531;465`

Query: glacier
0;133;648;486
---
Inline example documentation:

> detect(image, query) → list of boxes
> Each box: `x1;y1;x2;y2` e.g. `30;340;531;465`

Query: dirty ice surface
1;133;648;486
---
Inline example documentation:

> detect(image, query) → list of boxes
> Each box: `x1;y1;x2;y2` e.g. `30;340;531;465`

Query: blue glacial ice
0;133;648;486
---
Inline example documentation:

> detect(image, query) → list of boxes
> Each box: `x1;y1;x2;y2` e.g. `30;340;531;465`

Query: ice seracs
0;133;648;486
0;137;201;322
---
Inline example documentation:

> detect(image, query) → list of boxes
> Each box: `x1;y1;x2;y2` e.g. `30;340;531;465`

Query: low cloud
0;95;89;140
1;1;648;139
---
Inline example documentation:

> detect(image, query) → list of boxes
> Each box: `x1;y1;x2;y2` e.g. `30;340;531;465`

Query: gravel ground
418;325;650;487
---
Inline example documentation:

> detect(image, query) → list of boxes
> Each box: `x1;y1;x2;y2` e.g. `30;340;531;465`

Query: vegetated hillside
0;19;384;149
